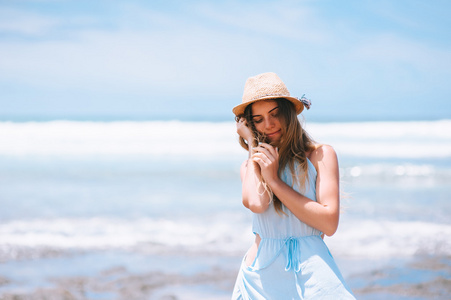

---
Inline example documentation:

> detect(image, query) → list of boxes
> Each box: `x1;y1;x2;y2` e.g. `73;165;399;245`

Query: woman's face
251;100;283;144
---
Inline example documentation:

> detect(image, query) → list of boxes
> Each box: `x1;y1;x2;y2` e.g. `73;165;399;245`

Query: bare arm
253;144;340;236
236;118;271;213
240;155;271;213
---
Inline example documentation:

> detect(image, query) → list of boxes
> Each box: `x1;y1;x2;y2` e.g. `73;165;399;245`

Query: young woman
231;72;355;299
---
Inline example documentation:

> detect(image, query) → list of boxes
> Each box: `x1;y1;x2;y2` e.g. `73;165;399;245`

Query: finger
237;120;248;130
253;146;274;161
252;153;271;165
251;156;262;167
251;156;267;168
266;144;278;159
240;119;249;128
256;143;274;152
259;143;277;157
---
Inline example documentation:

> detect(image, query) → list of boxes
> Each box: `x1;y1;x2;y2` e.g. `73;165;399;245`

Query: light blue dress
232;159;355;299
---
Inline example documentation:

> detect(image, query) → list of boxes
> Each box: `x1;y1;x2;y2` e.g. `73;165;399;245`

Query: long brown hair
237;98;316;215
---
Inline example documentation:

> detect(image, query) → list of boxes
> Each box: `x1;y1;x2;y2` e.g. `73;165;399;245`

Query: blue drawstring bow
285;237;302;272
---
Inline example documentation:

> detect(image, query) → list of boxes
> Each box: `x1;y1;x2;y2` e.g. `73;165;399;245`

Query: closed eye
252;106;279;124
253;118;263;124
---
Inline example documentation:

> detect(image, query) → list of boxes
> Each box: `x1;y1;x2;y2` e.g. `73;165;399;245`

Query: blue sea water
0;118;450;298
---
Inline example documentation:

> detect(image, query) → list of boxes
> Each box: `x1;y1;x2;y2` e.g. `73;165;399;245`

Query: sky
0;0;450;121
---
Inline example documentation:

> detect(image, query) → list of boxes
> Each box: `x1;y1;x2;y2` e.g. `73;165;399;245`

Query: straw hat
232;72;310;116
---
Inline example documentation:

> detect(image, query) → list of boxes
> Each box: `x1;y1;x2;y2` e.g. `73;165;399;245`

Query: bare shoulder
307;144;338;170
309;144;337;160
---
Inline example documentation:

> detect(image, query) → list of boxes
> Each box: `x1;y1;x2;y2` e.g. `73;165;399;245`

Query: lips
266;129;281;137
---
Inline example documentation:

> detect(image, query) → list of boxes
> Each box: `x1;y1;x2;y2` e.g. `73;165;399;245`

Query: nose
264;117;274;129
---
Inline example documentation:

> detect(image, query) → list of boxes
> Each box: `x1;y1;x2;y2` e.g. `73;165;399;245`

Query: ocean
0;119;450;299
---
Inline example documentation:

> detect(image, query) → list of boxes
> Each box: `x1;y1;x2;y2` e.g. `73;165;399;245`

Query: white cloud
0;2;334;96
0;0;449;110
0;8;61;36
0;27;266;94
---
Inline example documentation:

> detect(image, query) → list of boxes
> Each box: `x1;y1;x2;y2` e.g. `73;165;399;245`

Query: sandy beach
0;120;450;300
0;251;450;300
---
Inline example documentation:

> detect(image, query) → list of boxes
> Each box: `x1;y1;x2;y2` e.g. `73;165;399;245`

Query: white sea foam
0;215;253;260
326;220;451;258
1;216;450;261
0;120;450;158
340;163;451;184
305;120;451;159
0;121;241;157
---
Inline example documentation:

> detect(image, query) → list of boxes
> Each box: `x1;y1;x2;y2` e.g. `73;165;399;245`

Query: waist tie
246;234;322;272
285;237;301;272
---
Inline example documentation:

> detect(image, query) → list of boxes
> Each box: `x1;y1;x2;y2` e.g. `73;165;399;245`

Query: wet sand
0;264;235;300
1;255;450;300
349;255;451;300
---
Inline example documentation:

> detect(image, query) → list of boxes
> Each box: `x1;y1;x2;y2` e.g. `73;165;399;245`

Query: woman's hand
251;143;279;184
236;117;254;143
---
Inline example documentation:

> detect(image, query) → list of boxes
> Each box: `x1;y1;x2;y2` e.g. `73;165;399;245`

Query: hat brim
232;96;304;116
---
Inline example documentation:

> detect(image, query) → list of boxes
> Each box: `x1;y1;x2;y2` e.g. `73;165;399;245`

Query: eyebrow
251;106;279;118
